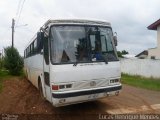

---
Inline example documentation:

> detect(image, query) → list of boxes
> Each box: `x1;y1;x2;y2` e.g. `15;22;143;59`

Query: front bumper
52;85;122;107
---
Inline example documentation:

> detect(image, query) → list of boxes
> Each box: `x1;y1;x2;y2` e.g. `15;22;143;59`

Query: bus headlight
110;79;120;83
52;84;72;91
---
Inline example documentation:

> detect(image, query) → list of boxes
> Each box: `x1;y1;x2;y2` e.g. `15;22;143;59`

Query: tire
26;70;29;81
38;80;46;100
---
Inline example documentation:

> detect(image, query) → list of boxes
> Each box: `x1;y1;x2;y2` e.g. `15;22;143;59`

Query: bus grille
73;78;110;90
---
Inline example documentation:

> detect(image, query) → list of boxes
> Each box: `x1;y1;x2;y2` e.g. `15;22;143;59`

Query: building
135;50;148;59
147;19;160;59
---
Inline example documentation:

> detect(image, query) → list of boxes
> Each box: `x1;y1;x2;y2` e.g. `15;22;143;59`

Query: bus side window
27;47;29;57
31;42;34;55
24;51;25;58
34;39;37;53
29;46;31;56
26;48;27;57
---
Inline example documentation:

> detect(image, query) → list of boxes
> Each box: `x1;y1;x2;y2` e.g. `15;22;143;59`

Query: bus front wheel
38;78;46;100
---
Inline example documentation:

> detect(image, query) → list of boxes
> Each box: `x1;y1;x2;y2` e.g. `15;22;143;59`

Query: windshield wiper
73;61;78;66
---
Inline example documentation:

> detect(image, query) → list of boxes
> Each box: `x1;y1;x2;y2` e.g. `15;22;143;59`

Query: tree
4;46;23;75
121;50;129;55
0;58;4;69
117;51;123;58
117;50;129;58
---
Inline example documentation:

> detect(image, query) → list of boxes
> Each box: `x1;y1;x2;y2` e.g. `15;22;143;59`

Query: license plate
88;94;98;100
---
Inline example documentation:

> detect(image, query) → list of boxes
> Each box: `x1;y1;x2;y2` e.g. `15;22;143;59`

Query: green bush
4;46;23;75
0;59;4;69
117;50;129;58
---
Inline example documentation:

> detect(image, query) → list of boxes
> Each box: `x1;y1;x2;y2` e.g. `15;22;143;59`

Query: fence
120;58;160;78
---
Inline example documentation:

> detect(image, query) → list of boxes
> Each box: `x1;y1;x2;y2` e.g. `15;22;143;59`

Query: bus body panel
50;62;120;85
24;54;43;88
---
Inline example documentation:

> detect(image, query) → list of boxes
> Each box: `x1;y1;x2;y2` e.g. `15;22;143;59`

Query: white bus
24;19;122;107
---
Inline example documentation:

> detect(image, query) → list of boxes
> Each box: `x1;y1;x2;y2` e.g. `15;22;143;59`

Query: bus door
43;37;52;101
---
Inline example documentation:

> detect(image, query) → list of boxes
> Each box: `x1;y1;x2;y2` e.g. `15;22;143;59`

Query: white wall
120;58;160;78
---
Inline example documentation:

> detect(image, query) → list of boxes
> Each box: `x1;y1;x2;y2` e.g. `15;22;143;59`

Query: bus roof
25;19;111;49
42;19;111;28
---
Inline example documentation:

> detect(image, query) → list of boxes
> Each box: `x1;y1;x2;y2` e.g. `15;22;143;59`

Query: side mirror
113;32;118;46
37;32;44;52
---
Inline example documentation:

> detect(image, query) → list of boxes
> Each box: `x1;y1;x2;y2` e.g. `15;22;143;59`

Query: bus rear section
24;19;122;107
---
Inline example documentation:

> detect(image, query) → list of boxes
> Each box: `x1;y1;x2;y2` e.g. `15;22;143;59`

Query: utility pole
11;18;15;48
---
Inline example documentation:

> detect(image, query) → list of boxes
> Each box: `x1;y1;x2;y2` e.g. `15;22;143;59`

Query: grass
0;70;10;78
121;73;160;91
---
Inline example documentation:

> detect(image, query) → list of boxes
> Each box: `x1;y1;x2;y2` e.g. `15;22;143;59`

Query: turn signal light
52;84;72;90
52;85;59;90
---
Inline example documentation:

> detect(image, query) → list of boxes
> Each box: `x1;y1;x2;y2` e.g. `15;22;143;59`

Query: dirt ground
0;77;160;118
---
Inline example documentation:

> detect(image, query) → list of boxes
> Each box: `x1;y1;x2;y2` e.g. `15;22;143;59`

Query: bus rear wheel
26;70;29;81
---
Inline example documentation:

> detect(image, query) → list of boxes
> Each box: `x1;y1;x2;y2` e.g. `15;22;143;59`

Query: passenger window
31;43;34;55
27;47;29;57
26;49;28;57
24;51;26;58
29;46;31;56
34;39;37;53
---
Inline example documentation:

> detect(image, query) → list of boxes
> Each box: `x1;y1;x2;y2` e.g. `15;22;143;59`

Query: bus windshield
50;26;118;64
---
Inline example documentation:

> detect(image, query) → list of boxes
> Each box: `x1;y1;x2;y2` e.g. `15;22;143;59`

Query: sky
0;0;160;56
